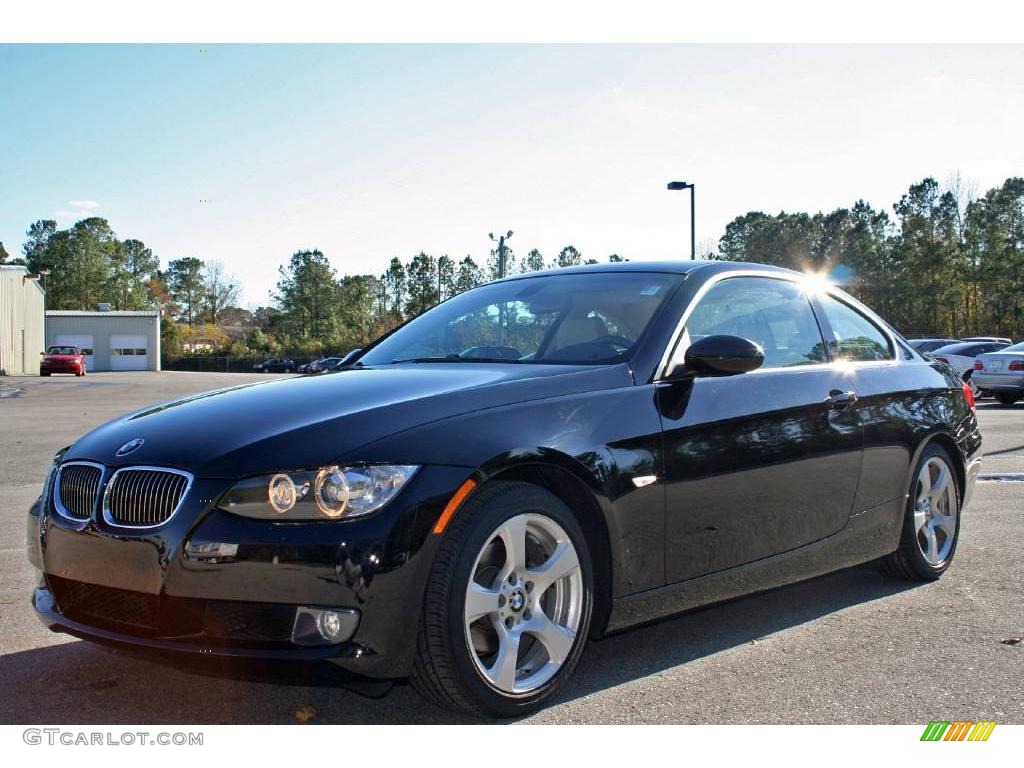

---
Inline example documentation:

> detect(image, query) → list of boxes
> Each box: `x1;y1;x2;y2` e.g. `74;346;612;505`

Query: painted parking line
977;473;1024;482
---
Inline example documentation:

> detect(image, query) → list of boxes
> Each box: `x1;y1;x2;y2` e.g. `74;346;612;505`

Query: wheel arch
907;430;966;505
477;451;616;639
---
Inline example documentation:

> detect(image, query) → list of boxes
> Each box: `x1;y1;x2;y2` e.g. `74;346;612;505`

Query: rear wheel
411;481;593;718
877;443;960;581
995;392;1020;405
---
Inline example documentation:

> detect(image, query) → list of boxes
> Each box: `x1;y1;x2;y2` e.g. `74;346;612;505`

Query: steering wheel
592;334;634;350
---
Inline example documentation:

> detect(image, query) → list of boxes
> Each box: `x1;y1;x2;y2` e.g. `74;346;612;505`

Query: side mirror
667;334;765;380
40;351;46;356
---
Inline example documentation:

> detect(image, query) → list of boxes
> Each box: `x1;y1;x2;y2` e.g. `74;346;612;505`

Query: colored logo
921;721;997;741
115;438;145;457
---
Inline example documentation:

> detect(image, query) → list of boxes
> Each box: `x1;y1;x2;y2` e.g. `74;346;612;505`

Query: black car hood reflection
65;363;634;477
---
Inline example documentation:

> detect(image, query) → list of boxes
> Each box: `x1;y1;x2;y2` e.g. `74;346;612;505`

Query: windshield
47;346;77;355
359;271;681;366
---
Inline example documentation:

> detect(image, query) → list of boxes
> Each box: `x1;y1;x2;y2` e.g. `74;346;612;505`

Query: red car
40;345;87;377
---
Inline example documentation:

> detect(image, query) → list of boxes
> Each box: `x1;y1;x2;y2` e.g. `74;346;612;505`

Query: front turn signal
433;478;478;535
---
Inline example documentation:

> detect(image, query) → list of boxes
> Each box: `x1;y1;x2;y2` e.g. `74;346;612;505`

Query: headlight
219;465;419;521
41;447;68;506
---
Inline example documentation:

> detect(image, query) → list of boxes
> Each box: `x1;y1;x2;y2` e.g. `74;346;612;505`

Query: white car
961;336;1012;344
973;341;1024;405
931;341;1010;396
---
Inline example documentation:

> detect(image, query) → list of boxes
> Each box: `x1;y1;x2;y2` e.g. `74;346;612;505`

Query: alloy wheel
463;513;584;695
913;456;958;566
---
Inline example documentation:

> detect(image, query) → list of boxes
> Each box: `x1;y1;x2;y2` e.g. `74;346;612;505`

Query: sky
2;44;1023;307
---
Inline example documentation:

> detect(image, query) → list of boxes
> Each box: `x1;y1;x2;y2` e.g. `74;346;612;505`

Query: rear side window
683;277;827;369
817;294;893;362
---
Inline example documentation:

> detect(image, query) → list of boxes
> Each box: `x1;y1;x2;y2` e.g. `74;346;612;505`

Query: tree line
715;175;1024;338
11;217;241;324
5;172;1021;360
267;245;621;357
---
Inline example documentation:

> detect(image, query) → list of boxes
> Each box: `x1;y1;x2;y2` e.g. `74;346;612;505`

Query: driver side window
676;277;827;370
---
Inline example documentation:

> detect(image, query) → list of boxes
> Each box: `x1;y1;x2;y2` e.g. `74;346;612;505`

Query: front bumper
972;372;1024;392
28;464;473;678
32;586;358;661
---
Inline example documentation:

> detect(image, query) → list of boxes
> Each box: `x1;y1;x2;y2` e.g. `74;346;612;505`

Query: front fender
343;385;667;596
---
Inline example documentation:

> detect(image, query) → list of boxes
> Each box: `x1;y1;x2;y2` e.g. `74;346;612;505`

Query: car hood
64;363;634;477
44;354;80;360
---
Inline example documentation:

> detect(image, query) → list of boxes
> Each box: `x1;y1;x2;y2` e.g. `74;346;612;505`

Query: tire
877;443;961;581
411;481;593;718
40;371;49;377
995;392;1020;406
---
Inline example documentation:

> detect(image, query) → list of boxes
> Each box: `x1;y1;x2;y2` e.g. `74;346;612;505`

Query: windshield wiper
390;355;523;364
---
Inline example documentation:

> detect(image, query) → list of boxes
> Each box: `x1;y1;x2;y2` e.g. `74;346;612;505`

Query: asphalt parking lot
1;371;1021;724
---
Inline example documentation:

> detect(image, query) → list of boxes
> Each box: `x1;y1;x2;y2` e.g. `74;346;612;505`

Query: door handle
827;389;858;409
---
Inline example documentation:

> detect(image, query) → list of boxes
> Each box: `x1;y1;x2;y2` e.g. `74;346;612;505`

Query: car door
809;291;925;514
658;275;864;583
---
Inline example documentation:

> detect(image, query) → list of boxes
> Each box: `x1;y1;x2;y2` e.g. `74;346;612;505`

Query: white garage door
110;335;148;371
55;334;95;370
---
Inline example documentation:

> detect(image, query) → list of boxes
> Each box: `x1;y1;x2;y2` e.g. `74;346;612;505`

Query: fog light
185;541;239;562
292;606;360;646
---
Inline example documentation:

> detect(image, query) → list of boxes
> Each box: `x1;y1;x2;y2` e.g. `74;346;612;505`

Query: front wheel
877;443;960;581
995;392;1021;406
411;481;593;718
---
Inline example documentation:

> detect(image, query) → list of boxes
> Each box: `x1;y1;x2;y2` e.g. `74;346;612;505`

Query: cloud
54;199;102;222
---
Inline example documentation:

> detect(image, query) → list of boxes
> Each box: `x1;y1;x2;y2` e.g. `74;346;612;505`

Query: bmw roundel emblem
116;438;145;457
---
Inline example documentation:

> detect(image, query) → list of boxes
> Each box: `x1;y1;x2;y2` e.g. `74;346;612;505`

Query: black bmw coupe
27;261;982;717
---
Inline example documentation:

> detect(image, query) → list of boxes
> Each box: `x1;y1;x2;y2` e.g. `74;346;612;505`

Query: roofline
2;264;47;296
45;310;161;317
484;259;801;285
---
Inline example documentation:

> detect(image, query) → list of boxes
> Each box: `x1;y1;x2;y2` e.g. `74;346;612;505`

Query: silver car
972;341;1024;405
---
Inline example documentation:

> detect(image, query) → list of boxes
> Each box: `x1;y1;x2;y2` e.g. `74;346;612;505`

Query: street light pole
666;181;696;260
488;230;514;278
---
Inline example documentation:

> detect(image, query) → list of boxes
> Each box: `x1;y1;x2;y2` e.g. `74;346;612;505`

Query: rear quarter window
817;294;894;362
